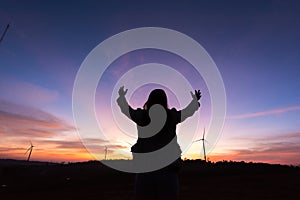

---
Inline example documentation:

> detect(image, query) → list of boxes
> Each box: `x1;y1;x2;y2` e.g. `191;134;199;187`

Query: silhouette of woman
117;86;201;200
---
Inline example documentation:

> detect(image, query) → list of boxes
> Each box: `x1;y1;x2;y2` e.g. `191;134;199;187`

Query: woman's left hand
190;90;201;100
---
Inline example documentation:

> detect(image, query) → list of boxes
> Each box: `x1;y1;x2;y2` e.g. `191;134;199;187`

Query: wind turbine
104;146;108;160
193;128;209;162
25;142;34;162
0;23;10;45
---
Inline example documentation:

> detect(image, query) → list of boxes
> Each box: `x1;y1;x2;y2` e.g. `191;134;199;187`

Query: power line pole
0;24;10;44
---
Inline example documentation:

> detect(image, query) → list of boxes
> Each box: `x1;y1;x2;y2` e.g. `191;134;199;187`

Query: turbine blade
203;128;205;139
193;139;201;143
25;147;30;155
204;139;211;145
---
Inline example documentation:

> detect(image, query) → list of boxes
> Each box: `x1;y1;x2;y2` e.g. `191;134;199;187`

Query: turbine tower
193;128;208;162
104;146;108;160
25;142;34;162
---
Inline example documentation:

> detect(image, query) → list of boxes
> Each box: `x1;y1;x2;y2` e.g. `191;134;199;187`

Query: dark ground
0;159;299;200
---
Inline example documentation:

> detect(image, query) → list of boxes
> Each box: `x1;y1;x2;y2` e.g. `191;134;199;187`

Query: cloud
1;138;129;162
227;131;300;143
264;131;300;141
228;106;300;119
0;100;74;138
36;139;128;152
0;101;129;162
214;131;300;165
0;78;59;106
226;142;300;165
0;147;24;152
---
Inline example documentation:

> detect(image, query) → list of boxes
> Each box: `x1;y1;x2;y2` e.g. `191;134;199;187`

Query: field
0;159;299;200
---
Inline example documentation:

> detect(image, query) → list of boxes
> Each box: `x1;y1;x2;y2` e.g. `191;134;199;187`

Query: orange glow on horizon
0;101;299;166
1;146;299;166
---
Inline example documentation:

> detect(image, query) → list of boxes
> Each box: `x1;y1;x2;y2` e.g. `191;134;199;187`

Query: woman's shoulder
169;107;179;112
168;108;181;122
168;107;181;115
131;107;145;112
132;108;148;117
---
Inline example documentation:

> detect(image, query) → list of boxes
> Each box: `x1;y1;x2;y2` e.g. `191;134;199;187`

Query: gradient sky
0;0;299;165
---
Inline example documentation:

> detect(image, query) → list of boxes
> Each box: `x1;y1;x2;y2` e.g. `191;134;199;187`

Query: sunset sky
0;0;299;165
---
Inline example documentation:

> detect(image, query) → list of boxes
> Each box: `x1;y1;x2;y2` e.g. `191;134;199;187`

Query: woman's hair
143;89;168;110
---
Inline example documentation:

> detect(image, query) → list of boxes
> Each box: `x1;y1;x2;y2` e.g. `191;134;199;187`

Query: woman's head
144;89;168;110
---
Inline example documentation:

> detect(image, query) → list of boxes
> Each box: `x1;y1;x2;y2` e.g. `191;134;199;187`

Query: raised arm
117;86;144;124
116;86;131;119
180;90;201;122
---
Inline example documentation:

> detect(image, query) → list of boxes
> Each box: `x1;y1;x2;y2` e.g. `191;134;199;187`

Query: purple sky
0;0;299;165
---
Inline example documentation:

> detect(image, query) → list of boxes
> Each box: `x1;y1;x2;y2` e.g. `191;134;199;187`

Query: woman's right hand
118;86;128;96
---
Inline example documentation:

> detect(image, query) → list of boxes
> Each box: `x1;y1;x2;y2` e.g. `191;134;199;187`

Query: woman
117;86;201;200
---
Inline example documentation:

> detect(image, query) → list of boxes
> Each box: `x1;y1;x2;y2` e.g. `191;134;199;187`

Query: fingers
192;89;201;100
119;86;128;96
197;90;201;100
190;91;195;98
118;86;123;95
119;86;123;92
